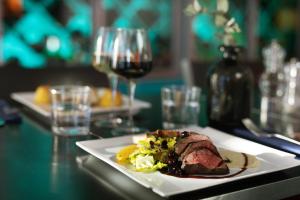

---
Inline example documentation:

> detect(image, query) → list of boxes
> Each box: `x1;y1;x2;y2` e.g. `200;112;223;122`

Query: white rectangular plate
76;127;300;197
11;90;151;117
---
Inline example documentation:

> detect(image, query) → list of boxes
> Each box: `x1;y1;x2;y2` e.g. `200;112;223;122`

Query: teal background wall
2;0;299;68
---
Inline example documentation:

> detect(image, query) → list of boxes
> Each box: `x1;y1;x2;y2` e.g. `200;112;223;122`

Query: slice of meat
174;131;229;175
179;140;219;161
182;148;229;175
175;133;210;155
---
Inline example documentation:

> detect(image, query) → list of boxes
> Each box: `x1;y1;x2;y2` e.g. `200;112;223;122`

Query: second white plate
11;90;151;117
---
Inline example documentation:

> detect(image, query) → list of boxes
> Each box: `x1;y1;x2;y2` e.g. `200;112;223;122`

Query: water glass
161;86;201;129
50;86;91;136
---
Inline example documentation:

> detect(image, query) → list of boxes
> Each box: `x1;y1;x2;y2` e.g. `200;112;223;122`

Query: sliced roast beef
175;133;210;155
178;140;219;161
182;148;229;174
175;131;229;175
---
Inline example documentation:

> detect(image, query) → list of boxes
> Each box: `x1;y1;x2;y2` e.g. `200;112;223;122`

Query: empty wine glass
92;27;121;127
110;28;152;133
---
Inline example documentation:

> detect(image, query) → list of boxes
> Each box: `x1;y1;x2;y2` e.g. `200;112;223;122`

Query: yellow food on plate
99;88;123;107
34;86;122;107
34;85;51;105
116;144;137;164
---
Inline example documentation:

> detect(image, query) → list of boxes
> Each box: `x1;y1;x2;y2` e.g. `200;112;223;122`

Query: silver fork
242;118;300;146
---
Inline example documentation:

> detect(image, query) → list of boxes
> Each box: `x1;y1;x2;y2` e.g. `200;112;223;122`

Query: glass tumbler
161;86;201;129
50;86;91;136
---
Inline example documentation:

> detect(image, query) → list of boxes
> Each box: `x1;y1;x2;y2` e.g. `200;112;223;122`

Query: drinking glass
161;86;201;129
50;85;91;136
92;27;121;127
110;28;152;133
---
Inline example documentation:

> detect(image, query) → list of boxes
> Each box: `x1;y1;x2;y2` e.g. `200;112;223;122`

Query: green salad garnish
129;135;177;172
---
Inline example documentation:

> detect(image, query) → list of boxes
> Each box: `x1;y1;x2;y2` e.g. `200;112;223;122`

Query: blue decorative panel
101;0;171;60
2;0;171;68
3;0;92;68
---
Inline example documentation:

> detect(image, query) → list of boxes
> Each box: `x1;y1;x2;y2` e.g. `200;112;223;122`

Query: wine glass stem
108;73;118;118
108;73;118;102
128;80;136;128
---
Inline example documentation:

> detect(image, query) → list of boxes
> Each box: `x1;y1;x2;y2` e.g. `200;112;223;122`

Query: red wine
112;61;152;79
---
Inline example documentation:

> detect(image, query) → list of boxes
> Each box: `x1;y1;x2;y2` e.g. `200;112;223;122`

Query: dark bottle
207;45;253;129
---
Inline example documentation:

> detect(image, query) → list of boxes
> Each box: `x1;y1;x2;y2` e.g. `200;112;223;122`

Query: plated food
33;85;123;107
77;126;299;196
116;130;259;178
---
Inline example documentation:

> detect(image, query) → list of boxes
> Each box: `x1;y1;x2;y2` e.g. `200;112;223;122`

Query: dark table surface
1;80;300;200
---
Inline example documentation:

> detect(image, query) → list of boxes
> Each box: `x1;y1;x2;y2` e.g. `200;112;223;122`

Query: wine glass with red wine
92;27;121;128
110;28;152;133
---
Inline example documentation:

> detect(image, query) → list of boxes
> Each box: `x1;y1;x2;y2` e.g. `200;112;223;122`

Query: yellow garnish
34;85;51;105
116;144;137;164
99;88;123;107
